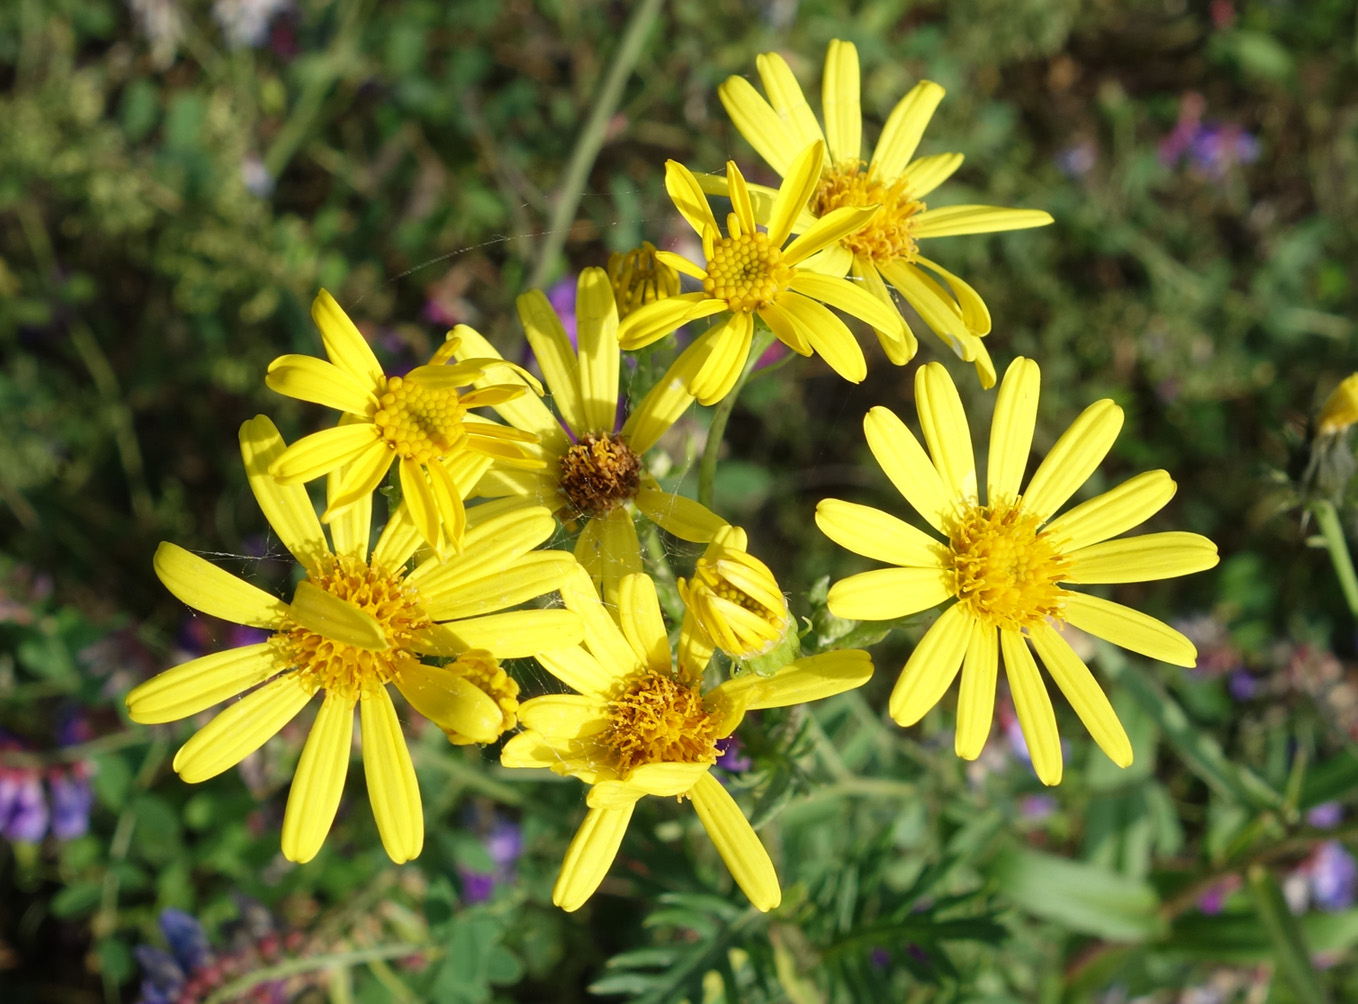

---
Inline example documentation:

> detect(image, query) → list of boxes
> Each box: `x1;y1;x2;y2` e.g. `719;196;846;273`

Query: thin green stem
201;943;434;1004
1311;499;1358;618
697;327;777;509
526;0;665;291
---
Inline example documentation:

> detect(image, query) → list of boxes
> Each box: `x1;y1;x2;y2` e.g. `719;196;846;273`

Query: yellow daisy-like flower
501;566;873;912
265;290;544;556
717;39;1055;386
126;416;583;864
677;525;790;666
617;141;909;405
607;241;681;319
816;358;1219;785
452;267;727;608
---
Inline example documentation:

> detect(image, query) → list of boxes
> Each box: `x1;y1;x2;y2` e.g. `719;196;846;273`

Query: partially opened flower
716;40;1054;386
816;359;1218;784
265;290;544;556
126;416;583;864
501;566;873;911
607;241;680;319
677;525;790;668
453;267;727;608
617;142;908;405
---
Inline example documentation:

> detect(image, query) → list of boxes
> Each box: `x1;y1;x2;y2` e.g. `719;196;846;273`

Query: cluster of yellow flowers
124;41;1218;912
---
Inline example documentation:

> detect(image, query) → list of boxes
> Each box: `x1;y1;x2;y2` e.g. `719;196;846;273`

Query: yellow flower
125;416;583;864
452;267;727;609
617;141;909;405
607;241;680;319
678;525;790;664
501;566;873;912
717;39;1054;387
816;358;1219;785
265;290;544;557
1318;373;1358;435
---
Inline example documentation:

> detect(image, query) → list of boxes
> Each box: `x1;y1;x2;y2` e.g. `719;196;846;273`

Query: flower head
816;358;1219;784
265;291;544;557
678;525;790;662
1318;374;1358;436
502;566;873;911
607;241;680;319
716;40;1054;386
126;416;582;863
452;267;728;608
617;143;909;404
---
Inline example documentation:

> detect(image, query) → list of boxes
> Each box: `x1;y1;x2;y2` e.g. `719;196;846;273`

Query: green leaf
51;881;102;918
1244;865;1327;1004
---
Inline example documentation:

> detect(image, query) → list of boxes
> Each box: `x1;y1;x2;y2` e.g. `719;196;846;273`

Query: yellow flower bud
678;527;790;662
607;241;680;319
1319;374;1358;435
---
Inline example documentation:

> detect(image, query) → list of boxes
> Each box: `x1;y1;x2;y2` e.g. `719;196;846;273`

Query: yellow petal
154;541;289;628
270;423;381;485
1022;400;1124;521
418;609;585;659
986;357;1041;504
664;159;721;241
1061;593;1198;667
766;140;825;247
536;646;625;700
624;761;710;797
655;249;708;281
863;406;955;534
1041;470;1177;553
915;362;976;500
912;205;1055;239
758;299;813;356
814;499;947;568
875;259;971;358
677;607;716;679
516;288;586;436
126;644;280;724
586;781;646;809
559;564;638;673
289;580;388;650
1030;625;1133;769
718;75;797;177
689;772;780;911
519;693;611;738
785;270;906;339
423;551;575;622
409;506;557;595
887;603;970;725
553;805;634;911
313;290;383;387
617;293;724;351
597;507;643;614
320;438;395;520
451;325;571;455
281;691;354;863
239;416;327;572
800;241;855;278
822;39;861;164
1066;532;1219;584
1001;629;1062;786
393;662;505;743
954;621;998;760
870;80;945;179
727;160;757;236
915;256;991;336
399;457;441;555
172;674;312;783
265;353;378;415
783;204;879;265
774;293;866;383
690;312;754;406
903;151;964;199
360;686;423;863
755;51;827;157
826;567;953;621
325;465;372;560
426;456;467;553
715;648;873;710
500;729;569;769
576;267;621;434
619;572;669;672
622;359;698;455
854;257;917;360
371;501;423;570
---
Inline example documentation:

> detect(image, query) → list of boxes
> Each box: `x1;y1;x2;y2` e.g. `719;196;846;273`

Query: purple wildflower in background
1159;92;1259;179
1197;875;1241;915
459;818;524;903
0;770;48;843
1018;794;1058;822
1054;140;1097;180
49;772;93;840
1228;669;1258;701
547;277;578;347
1309;841;1357;912
715;736;752;774
1307;802;1343;829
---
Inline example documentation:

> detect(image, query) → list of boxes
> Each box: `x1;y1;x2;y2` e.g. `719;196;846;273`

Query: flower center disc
373;376;469;464
703;232;794;312
274;555;431;697
604;672;719;777
949;501;1070;631
812;161;925;263
557;433;642;517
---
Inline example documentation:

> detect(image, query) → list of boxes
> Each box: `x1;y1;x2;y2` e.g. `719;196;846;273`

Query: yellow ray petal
371;502;423;571
954;621;998;760
1041;470;1177;553
265;353;378;415
500;728;582;769
559;564;637;673
360;686;423;863
799;241;856;278
239;416;327;572
1001;629;1062;786
715;648;873;710
875;259;971;358
312;290;383;387
621;357;698;455
822;39;861;165
718;75;797;177
320;438;395;520
450;325;571;454
399;457;441;555
727;160;757;236
516;287;585;436
854;257;918;361
785;270;907;340
766;140;825;247
826;567;953;621
281;691;354;863
1021;400;1124;522
617;293;724;352
597;507;643;613
987;357;1040;504
126;644;281;724
915;363;976;500
536;646;625;700
655;249;708;281
423;551;576;622
903;151;964;199
393;662;504;744
862;406;955;534
756;50;827;155
915;256;991;336
173;674;312;783
912;205;1055;239
425;457;467;554
154;542;289;628
325;465;372;560
586;781;646;809
270;423;382;485
619;572;669;672
575;267;621;434
689;772;780;911
1030;625;1132;769
553;805;634;911
870;80;946;179
664;159;721;240
887;603;971;725
756;299;813;356
690;312;754;406
814;498;947;568
418;610;584;660
519;693;611;738
1066;532;1219;584
624;762;711;798
783;204;879;265
1062;593;1197;667
409;506;557;594
290;580;387;650
774;292;866;383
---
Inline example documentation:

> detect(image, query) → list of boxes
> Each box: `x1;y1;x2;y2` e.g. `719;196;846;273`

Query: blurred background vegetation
5;0;1358;1001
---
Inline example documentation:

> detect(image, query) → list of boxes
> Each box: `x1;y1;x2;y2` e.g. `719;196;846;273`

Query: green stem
1312;499;1358;618
697;327;777;510
201;943;434;1004
0;729;148;768
526;0;665;291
